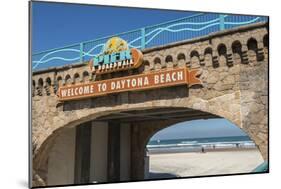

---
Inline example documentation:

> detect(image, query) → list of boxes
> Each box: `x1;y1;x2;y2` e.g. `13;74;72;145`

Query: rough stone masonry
31;22;268;186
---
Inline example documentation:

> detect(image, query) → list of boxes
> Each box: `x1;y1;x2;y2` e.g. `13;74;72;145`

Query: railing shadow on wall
32;13;268;70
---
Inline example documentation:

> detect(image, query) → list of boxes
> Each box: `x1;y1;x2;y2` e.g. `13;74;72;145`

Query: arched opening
65;74;72;85
232;40;243;64
57;76;63;86
177;53;186;67
53;76;62;93
263;34;268;49
263;34;269;60
177;53;185;61
74;73;80;84
143;60;150;71
154;57;161;70
154;57;161;64
164;55;173;68
32;80;36;96
82;71;89;82
146;118;263;179
190;50;200;68
165;55;173;63
204;47;213;67
247;38;258;62
45;77;52;96
37;78;43;96
217;43;228;66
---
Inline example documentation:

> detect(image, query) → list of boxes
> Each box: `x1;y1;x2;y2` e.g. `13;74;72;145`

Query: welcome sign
57;67;202;101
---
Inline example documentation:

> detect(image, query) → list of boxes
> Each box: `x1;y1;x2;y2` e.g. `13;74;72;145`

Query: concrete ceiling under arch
95;107;219;123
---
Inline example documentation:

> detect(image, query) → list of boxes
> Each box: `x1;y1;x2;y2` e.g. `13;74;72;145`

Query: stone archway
32;92;266;186
32;23;268;187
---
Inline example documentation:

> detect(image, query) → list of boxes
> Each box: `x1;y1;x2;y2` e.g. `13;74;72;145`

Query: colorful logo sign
89;37;143;74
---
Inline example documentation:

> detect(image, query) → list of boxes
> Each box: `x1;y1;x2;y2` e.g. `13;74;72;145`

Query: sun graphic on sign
103;37;129;55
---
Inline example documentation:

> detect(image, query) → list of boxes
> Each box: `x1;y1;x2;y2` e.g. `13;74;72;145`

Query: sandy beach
148;149;263;179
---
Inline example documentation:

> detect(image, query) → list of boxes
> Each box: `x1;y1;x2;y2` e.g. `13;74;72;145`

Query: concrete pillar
47;127;76;185
120;123;131;181
90;121;108;183
74;122;92;184
107;121;120;182
129;120;181;180
130;124;146;180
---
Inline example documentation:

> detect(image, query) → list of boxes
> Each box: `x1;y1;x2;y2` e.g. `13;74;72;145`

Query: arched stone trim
82;71;89;82
53;76;62;94
177;53;186;61
65;74;72;85
176;53;186;68
37;78;43;96
74;73;80;84
153;57;161;64
45;77;52;96
238;38;250;64
173;49;185;67
212;39;234;67
247;37;257;50
153;56;162;71
165;55;173;63
203;47;213;67
164;55;173;68
263;34;269;60
232;40;243;64
32;80;36;97
249;29;268;45
190;50;200;69
56;76;63;86
247;37;260;63
143;60;150;72
217;43;229;67
254;34;266;61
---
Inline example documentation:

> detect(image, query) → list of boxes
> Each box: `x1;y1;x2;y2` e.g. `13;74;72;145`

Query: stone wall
47;127;76;185
31;22;269;186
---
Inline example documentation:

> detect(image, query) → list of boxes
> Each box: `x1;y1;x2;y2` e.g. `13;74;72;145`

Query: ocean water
147;136;256;153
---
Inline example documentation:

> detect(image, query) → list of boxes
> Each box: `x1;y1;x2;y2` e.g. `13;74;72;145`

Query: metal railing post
219;14;225;30
141;27;146;50
80;42;84;63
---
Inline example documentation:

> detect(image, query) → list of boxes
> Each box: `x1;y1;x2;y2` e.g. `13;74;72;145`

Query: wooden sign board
57;67;201;101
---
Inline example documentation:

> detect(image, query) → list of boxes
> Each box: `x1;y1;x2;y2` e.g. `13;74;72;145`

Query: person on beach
201;146;205;153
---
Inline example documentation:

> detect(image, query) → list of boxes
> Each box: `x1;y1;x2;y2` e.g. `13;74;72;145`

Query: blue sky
32;1;194;53
151;119;247;140
32;1;247;139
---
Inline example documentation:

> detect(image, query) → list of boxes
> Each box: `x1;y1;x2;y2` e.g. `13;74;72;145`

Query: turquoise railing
252;161;269;173
32;13;268;70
